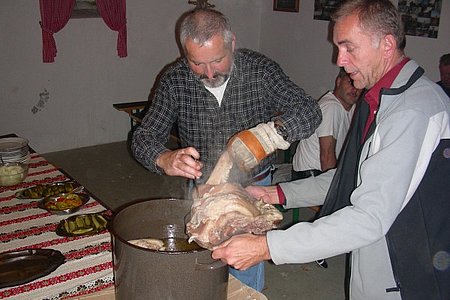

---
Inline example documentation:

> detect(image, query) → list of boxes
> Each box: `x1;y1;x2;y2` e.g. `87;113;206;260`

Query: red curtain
39;0;75;63
97;0;127;58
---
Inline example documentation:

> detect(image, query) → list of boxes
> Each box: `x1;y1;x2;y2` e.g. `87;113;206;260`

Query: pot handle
195;258;227;271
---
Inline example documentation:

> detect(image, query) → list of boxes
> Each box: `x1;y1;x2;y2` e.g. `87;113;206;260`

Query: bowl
39;192;90;215
0;162;29;187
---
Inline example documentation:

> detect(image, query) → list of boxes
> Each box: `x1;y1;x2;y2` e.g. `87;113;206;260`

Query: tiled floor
43;141;346;300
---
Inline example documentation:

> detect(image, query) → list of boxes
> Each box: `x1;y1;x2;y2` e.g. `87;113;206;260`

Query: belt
291;169;322;180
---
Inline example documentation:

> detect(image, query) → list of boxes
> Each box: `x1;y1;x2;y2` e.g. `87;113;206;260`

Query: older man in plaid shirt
132;8;320;185
131;8;321;291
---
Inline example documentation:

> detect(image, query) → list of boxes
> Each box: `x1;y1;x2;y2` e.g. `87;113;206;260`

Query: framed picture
314;0;342;21
71;0;100;19
273;0;299;12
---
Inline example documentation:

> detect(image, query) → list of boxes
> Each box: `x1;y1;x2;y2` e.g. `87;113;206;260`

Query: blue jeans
229;166;273;292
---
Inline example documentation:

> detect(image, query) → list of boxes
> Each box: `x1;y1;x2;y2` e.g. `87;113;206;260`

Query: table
0;152;113;299
112;100;147;129
113;100;180;144
0;150;267;300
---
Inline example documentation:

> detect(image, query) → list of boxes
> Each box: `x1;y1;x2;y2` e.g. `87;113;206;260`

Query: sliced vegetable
17;182;79;199
44;193;84;211
56;213;109;237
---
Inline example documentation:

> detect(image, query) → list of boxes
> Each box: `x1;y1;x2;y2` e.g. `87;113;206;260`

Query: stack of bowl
0;137;30;186
0;137;30;164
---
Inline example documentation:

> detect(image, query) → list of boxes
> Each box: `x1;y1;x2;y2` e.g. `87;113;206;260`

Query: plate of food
15;181;82;200
38;192;90;215
0;249;65;288
56;213;109;237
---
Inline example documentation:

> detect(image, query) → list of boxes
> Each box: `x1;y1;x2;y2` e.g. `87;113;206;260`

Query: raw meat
186;151;282;250
128;238;165;251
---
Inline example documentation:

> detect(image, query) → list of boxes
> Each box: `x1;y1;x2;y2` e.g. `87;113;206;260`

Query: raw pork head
186;152;282;250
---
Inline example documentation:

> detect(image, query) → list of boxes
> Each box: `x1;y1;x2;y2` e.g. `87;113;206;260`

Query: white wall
0;0;261;153
1;0;448;153
259;1;450;99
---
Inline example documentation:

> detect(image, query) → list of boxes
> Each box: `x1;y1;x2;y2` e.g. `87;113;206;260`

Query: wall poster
273;0;300;12
313;0;443;39
313;0;342;21
398;0;442;39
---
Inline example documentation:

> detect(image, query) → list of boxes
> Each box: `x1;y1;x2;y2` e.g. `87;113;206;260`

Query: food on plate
39;192;89;215
128;238;166;251
0;163;28;186
45;193;83;210
57;213;109;236
17;182;77;199
186;149;283;250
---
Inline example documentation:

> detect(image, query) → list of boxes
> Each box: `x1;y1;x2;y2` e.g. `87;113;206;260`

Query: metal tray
0;249;65;288
56;213;110;237
38;192;90;215
15;181;82;200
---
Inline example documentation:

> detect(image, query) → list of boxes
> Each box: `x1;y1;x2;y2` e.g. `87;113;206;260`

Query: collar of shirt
205;77;230;106
362;57;410;141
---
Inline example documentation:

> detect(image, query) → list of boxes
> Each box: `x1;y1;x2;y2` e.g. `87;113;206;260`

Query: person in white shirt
292;68;362;180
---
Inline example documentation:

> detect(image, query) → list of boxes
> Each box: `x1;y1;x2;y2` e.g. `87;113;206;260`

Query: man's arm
319;135;337;171
156;147;203;179
245;169;336;208
212;234;270;271
131;73;178;174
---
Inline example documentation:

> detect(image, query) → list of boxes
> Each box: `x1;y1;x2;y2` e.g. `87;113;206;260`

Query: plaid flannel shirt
132;49;321;183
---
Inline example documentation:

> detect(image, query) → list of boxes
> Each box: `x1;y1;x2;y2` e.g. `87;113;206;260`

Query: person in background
292;68;362;180
131;8;321;291
437;53;450;97
290;67;362;269
212;1;450;299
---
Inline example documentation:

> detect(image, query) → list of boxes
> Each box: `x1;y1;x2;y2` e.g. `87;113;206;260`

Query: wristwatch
274;120;288;140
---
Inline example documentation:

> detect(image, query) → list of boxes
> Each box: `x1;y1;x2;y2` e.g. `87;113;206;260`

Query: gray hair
179;8;234;51
332;0;405;50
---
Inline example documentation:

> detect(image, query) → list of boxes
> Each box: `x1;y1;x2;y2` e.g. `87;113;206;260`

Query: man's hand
156;147;203;179
212;234;270;270
228;122;290;172
245;185;280;205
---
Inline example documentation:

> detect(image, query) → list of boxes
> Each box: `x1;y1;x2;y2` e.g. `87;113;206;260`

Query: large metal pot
111;198;229;300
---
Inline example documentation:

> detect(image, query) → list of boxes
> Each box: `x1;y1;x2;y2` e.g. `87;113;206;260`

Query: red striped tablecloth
0;153;113;299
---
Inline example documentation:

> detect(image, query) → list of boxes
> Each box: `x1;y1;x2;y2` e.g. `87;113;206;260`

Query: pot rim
110;198;207;254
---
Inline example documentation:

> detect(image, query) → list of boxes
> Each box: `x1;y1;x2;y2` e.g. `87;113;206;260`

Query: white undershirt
205;78;230;106
293;91;355;171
